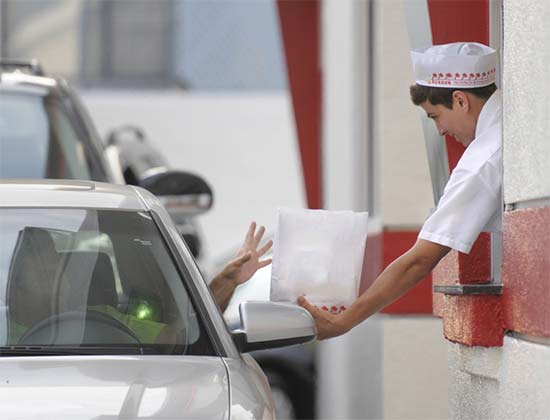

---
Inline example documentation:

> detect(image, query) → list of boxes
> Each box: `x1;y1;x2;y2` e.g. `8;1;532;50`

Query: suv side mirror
140;170;214;220
230;301;316;353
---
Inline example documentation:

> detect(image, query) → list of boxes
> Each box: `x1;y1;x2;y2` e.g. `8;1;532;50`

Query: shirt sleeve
418;164;501;254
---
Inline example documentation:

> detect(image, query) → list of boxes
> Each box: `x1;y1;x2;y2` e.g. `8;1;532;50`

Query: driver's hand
221;222;273;287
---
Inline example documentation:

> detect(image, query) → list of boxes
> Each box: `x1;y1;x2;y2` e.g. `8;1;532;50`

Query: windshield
0;89;108;181
0;208;214;356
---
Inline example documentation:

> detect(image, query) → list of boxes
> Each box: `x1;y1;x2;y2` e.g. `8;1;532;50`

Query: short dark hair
409;83;497;109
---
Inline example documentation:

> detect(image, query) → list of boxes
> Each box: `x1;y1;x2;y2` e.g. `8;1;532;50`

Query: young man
299;42;502;339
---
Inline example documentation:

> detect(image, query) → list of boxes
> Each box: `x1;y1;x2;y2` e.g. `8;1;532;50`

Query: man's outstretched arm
299;239;451;340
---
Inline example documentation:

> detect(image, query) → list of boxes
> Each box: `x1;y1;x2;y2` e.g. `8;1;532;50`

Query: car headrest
56;251;118;310
7;227;61;327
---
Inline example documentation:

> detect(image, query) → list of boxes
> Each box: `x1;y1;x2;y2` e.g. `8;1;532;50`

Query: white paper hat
411;42;497;88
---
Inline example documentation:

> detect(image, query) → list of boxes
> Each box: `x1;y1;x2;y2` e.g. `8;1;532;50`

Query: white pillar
318;1;382;418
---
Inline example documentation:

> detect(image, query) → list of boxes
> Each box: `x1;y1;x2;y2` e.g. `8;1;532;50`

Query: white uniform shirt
418;89;502;254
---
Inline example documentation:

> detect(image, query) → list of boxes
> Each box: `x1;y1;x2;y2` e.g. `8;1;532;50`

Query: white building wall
503;0;550;206
382;316;449;420
448;336;550;420
81;91;306;265
495;336;550;418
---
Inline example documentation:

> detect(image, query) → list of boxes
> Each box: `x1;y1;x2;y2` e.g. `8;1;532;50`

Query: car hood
0;355;229;419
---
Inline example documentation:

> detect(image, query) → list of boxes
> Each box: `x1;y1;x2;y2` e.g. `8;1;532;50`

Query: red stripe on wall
277;0;322;209
359;231;383;295
503;207;550;338
382;230;433;314
441;295;503;347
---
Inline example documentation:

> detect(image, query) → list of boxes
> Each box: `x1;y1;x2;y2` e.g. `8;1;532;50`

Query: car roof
0;66;71;100
0;179;149;211
0;71;57;89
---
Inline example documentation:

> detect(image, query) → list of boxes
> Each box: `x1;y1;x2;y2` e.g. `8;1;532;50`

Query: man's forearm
209;274;238;312
341;248;438;331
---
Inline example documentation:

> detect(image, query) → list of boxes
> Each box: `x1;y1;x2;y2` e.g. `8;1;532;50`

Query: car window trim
150;210;228;358
46;93;109;182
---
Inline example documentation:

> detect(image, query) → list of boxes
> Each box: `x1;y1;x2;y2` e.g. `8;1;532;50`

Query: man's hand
297;296;350;340
210;222;273;311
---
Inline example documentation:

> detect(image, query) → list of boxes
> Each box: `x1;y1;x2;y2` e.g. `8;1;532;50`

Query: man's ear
452;90;470;112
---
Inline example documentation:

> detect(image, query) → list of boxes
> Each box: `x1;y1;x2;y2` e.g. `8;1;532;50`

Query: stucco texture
448;335;550;420
503;0;550;204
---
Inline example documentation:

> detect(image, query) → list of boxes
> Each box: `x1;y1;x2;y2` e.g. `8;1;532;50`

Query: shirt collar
475;89;502;138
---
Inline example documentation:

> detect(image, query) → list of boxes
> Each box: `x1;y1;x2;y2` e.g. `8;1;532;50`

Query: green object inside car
135;302;154;320
8;305;167;345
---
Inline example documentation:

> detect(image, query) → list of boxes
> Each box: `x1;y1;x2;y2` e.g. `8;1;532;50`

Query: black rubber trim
232;331;316;353
433;283;502;295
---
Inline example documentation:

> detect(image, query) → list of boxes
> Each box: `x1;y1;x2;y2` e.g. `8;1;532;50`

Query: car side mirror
139;170;214;220
230;301;316;353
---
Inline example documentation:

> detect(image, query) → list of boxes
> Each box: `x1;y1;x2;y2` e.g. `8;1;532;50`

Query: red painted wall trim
441;295;503;347
503;207;550;338
382;230;433;314
277;0;322;209
427;0;501;346
359;232;382;295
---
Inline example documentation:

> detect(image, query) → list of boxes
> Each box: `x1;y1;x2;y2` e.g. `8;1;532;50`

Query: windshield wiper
0;346;148;356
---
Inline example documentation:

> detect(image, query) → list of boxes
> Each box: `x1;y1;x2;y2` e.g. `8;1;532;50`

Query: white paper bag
270;207;368;313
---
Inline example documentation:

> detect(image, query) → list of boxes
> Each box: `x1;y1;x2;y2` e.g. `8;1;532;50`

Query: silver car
0;180;315;419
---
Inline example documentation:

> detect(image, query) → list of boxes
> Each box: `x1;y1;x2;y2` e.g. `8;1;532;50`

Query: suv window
0;88;108;182
0;208;215;356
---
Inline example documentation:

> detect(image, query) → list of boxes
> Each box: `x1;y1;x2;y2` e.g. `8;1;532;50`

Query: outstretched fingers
253;225;266;247
244;222;256;246
258;239;273;257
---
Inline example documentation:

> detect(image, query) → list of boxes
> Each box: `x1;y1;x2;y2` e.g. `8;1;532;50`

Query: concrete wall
382;316;448;419
448;335;550;420
503;0;550;206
